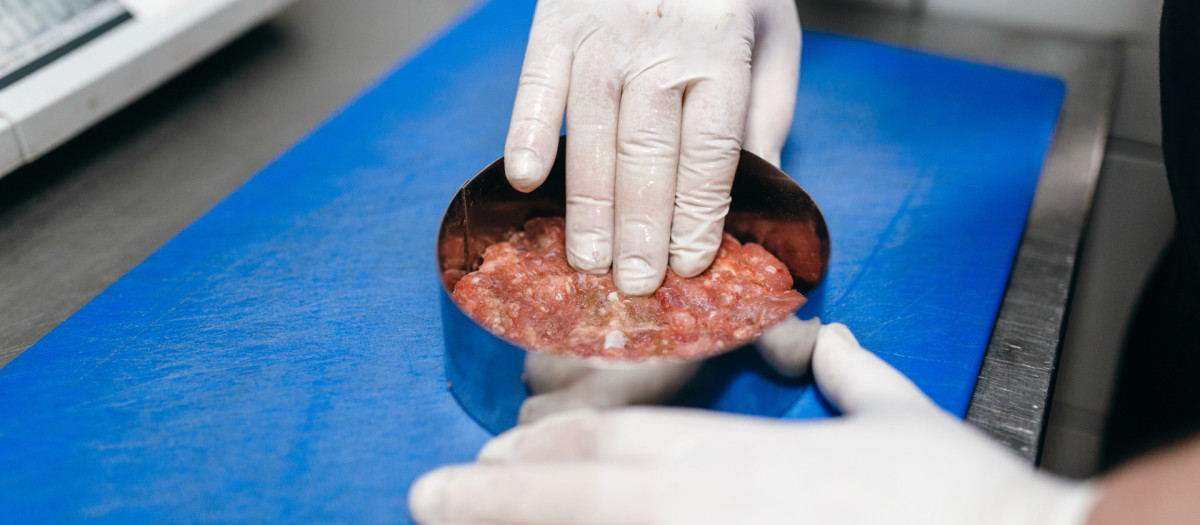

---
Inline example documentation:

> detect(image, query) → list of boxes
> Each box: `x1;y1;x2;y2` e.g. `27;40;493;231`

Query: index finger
812;323;936;416
409;463;662;525
505;9;573;192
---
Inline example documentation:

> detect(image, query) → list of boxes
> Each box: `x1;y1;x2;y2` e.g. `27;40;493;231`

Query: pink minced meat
451;217;806;361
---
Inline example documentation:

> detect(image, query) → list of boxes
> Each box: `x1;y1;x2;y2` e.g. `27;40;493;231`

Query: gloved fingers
519;362;702;425
741;0;800;168
409;462;659;525
504;8;572;193
523;352;594;395
490;409;606;462
669;72;749;277
613;73;683;295
518;392;592;426
564;40;620;274
811;323;937;416
753;315;821;378
480;406;770;464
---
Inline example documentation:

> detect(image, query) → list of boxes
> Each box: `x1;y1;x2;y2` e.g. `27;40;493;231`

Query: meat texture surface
451;218;805;361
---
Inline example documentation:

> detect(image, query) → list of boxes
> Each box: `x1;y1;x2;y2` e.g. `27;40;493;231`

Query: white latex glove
518;317;819;424
519;352;701;425
410;323;1099;525
505;0;802;295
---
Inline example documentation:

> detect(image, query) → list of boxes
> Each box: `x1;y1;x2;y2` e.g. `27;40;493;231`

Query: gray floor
0;0;474;368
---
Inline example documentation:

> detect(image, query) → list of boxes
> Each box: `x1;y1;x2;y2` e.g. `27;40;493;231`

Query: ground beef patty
450;217;806;361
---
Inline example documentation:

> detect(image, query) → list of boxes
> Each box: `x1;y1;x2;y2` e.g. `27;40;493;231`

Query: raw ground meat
450;217;806;361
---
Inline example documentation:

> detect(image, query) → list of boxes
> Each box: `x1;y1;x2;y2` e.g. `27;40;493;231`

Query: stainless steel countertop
0;1;1117;462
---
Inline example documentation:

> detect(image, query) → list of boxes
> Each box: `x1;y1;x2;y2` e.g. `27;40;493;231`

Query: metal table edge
964;41;1122;463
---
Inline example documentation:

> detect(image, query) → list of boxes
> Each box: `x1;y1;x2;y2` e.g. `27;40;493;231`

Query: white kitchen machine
0;0;294;178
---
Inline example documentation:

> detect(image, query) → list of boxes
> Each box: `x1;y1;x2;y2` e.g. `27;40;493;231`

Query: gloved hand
519;352;701;425
518;317;819;425
505;0;802;295
410;323;1099;525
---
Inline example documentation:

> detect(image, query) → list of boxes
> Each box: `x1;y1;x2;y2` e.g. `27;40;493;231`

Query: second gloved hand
410;323;1098;525
504;0;802;295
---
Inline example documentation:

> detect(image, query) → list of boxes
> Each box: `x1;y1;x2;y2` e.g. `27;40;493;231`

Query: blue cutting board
0;0;1064;521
